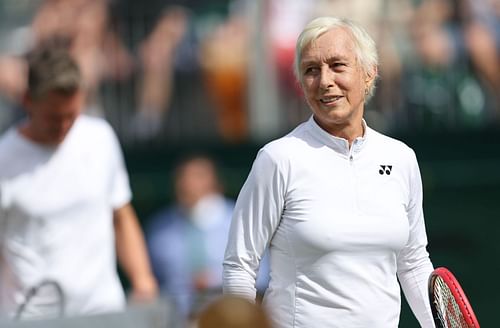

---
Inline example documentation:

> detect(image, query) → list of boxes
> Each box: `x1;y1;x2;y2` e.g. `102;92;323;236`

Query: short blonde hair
293;17;379;100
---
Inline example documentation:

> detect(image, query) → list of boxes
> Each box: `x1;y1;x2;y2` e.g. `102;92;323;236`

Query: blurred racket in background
15;279;65;320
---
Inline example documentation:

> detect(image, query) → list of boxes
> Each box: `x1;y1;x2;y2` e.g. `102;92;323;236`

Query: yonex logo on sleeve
379;165;392;175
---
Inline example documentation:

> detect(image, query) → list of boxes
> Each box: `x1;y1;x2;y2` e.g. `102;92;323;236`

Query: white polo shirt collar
306;115;368;157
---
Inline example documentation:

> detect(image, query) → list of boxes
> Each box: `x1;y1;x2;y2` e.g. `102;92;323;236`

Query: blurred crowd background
0;0;498;327
0;0;498;144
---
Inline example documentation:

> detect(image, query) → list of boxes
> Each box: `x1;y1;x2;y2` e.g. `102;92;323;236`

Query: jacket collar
306;115;368;157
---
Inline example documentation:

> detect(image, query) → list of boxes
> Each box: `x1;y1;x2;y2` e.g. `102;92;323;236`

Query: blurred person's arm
0;56;27;103
129;6;189;140
464;21;500;96
137;7;188;118
114;203;159;302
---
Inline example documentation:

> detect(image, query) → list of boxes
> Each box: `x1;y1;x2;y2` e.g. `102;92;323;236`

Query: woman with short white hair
223;17;434;328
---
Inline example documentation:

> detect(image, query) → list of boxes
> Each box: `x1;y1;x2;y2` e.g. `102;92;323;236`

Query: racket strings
433;277;468;327
441;271;479;328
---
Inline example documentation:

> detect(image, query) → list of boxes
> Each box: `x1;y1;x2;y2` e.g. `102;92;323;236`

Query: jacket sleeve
397;150;435;328
223;148;285;300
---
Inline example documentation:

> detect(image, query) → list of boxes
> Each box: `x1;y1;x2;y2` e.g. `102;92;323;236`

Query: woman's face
299;27;374;135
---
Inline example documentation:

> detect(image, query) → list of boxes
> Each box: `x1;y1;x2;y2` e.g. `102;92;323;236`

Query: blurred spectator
1;0;497;143
146;154;269;320
0;42;157;320
131;6;189;140
196;295;273;328
460;0;500;117
199;7;249;143
118;0;236;142
402;0;492;129
0;0;134;122
266;0;314;126
30;0;134;116
0;55;27;132
0;55;27;105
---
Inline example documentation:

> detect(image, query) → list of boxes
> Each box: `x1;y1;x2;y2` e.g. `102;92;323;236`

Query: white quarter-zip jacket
223;116;434;328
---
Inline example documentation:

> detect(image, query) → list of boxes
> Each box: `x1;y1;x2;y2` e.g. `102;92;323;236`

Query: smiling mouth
320;96;343;105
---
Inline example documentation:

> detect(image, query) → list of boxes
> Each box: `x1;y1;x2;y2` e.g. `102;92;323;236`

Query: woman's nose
319;67;335;90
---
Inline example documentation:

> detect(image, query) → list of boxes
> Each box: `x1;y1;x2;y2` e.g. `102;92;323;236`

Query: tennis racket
15;279;65;320
428;267;480;328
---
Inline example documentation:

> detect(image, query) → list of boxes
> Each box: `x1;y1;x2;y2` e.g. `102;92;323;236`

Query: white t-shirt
223;116;434;328
0;115;131;318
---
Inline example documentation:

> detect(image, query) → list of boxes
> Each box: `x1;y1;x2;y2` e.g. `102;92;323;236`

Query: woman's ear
365;65;378;92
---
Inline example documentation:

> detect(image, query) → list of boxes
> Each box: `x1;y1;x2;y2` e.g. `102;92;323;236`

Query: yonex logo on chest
379;165;392;175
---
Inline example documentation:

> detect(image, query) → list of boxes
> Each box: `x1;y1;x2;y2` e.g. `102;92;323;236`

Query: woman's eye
304;67;318;75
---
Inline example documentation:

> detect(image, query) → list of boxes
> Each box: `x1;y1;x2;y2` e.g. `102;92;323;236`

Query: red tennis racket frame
428;267;480;328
